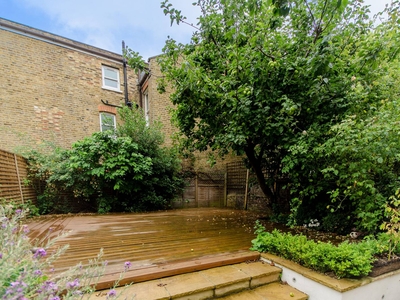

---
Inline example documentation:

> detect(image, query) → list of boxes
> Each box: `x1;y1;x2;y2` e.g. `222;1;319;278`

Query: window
102;65;120;91
100;112;116;132
144;92;150;126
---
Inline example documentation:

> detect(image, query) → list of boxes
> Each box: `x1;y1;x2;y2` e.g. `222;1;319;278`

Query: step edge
95;252;261;290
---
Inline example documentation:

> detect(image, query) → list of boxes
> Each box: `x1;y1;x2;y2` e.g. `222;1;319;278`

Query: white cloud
18;0;201;58
363;0;391;16
16;0;391;59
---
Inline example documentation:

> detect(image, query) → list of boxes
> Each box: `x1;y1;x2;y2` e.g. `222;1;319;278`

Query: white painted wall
342;272;400;300
261;258;400;300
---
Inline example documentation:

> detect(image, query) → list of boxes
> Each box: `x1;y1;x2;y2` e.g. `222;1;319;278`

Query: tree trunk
244;144;275;206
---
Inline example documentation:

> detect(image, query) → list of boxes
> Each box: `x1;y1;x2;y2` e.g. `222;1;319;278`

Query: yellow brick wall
145;56;177;147
0;25;138;152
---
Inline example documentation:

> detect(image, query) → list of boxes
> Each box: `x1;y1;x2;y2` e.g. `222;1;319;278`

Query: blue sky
0;0;391;60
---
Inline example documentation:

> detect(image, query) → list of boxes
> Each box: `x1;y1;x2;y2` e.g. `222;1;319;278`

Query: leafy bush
251;222;380;278
1;199;40;218
25;106;186;214
316;99;400;233
287;94;400;234
380;189;400;259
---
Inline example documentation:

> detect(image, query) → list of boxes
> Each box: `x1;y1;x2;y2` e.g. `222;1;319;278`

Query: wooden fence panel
173;172;225;209
0;149;37;204
175;179;197;208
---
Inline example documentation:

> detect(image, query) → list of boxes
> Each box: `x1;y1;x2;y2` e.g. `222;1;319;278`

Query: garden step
218;282;308;300
95;251;261;290
89;261;283;299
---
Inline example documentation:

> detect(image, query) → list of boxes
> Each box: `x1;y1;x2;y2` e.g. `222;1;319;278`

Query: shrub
1;199;40;218
24;144;74;214
25;106;186;214
251;221;379;278
380;189;400;260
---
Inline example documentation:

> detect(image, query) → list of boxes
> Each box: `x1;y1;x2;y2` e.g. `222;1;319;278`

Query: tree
148;0;399;216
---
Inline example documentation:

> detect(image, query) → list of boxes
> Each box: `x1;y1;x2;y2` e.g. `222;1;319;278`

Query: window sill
102;86;122;93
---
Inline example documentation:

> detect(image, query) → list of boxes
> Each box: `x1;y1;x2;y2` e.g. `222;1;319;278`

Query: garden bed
369;255;400;277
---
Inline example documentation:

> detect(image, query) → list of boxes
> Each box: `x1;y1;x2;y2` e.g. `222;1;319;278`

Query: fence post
243;169;249;210
224;171;227;207
195;174;199;208
14;154;24;204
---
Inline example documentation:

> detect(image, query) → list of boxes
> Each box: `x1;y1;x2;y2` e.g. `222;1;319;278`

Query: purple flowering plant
0;204;124;299
124;261;132;270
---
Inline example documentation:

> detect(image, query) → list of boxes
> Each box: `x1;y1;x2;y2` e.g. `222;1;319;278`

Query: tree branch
257;46;276;61
304;0;317;28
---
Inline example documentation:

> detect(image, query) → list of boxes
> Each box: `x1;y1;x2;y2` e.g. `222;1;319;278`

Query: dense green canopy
129;0;400;232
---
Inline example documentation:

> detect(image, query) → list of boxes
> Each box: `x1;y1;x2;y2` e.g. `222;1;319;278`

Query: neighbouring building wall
143;56;242;173
0;18;139;152
141;56;177;147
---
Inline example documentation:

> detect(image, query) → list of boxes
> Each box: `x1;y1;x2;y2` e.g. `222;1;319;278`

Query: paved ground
85;261;309;300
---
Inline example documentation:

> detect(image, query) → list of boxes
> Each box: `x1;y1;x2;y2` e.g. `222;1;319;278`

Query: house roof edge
0;17;123;63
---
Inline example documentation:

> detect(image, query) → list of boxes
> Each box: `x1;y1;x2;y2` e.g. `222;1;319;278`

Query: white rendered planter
261;253;400;300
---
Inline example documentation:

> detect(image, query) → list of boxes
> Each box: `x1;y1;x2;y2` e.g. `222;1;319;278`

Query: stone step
89;261;285;300
218;282;308;300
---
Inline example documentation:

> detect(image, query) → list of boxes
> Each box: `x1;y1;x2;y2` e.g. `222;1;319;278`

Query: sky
0;0;392;60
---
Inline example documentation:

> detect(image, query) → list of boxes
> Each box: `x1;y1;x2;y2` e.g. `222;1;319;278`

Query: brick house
0;17;139;152
0;17;234;168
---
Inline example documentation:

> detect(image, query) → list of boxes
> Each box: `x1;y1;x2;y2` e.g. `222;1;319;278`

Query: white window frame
99;112;116;132
102;65;121;92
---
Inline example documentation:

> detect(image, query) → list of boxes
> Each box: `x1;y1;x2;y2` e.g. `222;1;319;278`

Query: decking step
88;261;283;299
95;251;260;290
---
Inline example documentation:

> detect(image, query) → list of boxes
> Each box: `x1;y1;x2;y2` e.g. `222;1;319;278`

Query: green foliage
23;143;70;214
150;0;400;234
116;107;186;211
282;5;400;232
380;189;400;260
313;95;400;232
117;105;164;156
0;205;106;299
124;46;148;74
1;199;39;217
0;205;132;299
25;107;185;214
251;221;380;278
66;131;153;212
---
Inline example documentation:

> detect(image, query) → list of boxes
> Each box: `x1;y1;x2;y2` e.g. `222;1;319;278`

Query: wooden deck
27;208;267;290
